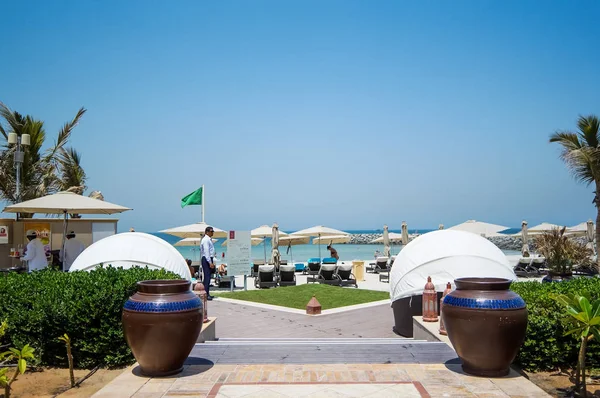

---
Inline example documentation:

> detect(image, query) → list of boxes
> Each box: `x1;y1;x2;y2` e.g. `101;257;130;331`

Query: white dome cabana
390;230;516;302
69;232;191;279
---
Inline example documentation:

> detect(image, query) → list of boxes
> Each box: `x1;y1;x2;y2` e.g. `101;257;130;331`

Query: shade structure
390;230;516;302
566;221;593;237
312;235;351;245
174;237;218;246
401;222;409;245
383;225;391;258
279;234;310;265
512;222;563;236
2;191;132;215
521;221;530;256
447;220;509;237
586;220;595;254
159;222;227;238
370;233;403;243
2;191;132;267
271;224;280;267
69;232;192;279
293;225;349;259
221;237;264;247
251;224;288;263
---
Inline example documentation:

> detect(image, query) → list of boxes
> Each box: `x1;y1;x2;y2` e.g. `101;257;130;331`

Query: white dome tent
69;232;191;280
389;230;516;337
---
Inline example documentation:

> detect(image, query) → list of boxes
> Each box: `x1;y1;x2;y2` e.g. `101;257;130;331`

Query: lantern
439;282;452;335
194;282;209;323
422;276;438;322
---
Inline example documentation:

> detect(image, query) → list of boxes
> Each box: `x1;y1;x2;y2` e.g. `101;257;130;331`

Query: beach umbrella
279;234;310;265
516;222;562;235
174;237;218;246
251;224;288;263
439;224;444;230
370;232;403;243
566;221;591;236
587;220;595;255
271;224;280;267
383;225;391;258
448;220;509;237
221;237;264;247
2;191;132;265
293;225;349;260
160;222;227;238
521;221;530;257
401;222;409;245
312;235;351;245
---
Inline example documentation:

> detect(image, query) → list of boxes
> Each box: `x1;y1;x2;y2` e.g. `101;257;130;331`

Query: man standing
60;231;85;271
200;226;216;300
20;230;48;272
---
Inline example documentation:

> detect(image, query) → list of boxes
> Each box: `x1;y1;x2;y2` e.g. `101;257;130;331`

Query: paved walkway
208;299;398;339
94;362;550;397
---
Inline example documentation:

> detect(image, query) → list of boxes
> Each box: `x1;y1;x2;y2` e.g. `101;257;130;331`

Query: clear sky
1;0;599;232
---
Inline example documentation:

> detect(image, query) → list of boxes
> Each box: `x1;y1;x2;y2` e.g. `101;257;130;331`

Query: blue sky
1;0;599;232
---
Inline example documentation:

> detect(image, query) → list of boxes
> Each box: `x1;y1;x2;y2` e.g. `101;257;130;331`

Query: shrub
512;278;600;371
0;267;180;368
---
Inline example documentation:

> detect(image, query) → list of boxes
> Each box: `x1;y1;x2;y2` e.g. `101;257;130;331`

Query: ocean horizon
151;228;522;263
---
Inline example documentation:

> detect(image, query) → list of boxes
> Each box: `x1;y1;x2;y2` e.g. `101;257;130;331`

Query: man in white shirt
21;230;48;272
60;231;86;271
200;226;216;300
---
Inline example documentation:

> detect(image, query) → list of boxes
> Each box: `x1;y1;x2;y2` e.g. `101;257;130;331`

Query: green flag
181;187;203;208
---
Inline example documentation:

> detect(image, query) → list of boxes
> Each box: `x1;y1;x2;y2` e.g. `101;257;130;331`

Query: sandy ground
526;370;600;397
6;367;123;398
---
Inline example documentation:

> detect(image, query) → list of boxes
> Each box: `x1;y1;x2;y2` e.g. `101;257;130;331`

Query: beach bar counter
0;218;119;271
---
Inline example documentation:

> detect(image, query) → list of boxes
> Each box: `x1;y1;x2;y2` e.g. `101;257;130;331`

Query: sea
152;229;521;264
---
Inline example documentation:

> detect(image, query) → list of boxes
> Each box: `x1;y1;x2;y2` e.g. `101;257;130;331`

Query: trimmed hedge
512;277;600;371
0;267;180;368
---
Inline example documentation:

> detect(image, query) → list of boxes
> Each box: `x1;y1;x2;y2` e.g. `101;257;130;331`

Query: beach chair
278;264;297;287
513;257;540;278
294;263;305;272
322;257;338;265
373;257;389;274
280;259;288;265
252;259;265;277
254;265;277;288
305;258;321;282
317;264;340;286
336;264;357;288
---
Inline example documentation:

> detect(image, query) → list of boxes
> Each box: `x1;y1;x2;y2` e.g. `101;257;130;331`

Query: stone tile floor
93;363;550;397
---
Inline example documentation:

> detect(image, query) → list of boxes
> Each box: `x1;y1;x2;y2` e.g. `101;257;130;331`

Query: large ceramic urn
441;277;527;377
122;280;203;377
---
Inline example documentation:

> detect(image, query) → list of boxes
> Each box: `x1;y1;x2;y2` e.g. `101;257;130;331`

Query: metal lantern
439;282;453;335
422;276;438;322
193;282;209;323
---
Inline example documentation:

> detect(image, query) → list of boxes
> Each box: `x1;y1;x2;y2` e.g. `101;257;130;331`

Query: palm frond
577;115;600;149
43;107;86;164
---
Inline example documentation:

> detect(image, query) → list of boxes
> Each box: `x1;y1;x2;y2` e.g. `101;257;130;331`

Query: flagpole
201;184;205;223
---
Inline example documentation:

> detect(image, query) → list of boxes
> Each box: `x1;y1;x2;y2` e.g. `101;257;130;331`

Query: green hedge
511;277;600;371
0;267;180;368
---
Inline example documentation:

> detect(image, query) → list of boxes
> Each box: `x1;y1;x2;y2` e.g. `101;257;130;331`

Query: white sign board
0;226;8;244
227;230;251;276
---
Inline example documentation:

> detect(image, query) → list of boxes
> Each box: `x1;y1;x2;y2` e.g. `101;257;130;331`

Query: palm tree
549;115;600;272
0;102;86;217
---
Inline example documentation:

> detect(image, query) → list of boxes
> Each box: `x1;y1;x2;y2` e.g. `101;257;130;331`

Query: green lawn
215;284;389;310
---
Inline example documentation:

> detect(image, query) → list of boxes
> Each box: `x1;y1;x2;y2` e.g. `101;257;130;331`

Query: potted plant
535;227;593;282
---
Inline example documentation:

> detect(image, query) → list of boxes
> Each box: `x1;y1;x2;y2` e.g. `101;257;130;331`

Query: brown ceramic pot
122;280;203;377
441;277;527;377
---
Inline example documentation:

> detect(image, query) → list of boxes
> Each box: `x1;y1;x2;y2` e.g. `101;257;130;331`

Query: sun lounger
513;257;541;278
255;265;277;288
322;257;338;265
336;264;357;288
294;263;305;272
278;264;297;287
305;258;321;282
317;264;340;285
252;259;265;277
373;257;389;274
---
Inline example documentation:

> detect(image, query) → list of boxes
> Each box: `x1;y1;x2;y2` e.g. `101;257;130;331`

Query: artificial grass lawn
216;284;389;310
